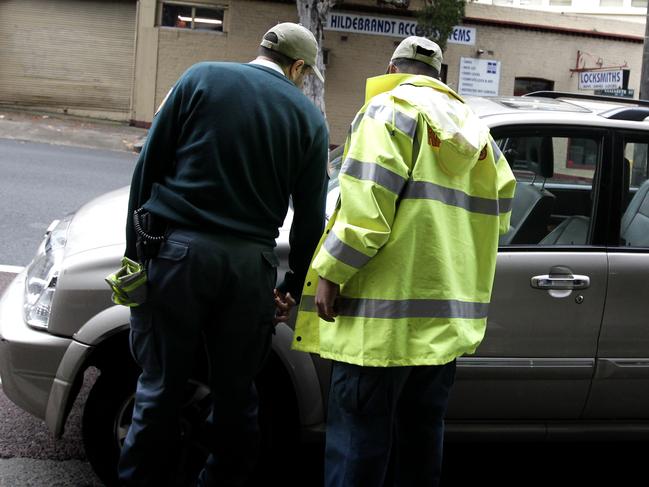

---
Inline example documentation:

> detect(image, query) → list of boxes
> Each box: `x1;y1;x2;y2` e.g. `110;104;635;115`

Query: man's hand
273;289;296;325
315;277;340;322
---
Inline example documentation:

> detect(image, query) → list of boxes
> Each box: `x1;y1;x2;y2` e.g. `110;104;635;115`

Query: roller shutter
0;0;136;113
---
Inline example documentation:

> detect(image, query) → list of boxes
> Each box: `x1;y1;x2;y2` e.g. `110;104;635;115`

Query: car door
447;125;611;422
584;129;649;420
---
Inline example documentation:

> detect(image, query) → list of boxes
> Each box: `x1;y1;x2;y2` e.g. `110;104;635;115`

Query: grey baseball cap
260;22;325;82
391;36;443;72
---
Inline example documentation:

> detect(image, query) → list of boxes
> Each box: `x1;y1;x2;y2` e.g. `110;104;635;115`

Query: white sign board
578;70;623;90
325;12;475;45
458;57;501;97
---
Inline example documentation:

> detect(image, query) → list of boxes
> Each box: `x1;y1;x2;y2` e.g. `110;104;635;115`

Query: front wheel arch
79;335;301;486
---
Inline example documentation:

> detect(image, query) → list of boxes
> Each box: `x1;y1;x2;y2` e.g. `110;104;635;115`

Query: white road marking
0;265;24;273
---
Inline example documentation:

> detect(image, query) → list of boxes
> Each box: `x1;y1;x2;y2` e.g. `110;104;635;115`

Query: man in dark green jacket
118;23;328;486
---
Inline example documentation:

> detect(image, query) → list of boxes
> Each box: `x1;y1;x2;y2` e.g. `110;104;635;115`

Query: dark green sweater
126;62;329;297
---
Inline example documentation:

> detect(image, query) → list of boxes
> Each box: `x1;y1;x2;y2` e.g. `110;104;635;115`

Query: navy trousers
117;228;278;486
325;360;457;487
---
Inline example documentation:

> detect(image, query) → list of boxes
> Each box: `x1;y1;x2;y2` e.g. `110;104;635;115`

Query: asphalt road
0;138;136;266
0;366;102;486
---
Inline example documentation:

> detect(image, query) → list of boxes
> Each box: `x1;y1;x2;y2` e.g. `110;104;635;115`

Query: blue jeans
117;228;277;486
325;360;456;487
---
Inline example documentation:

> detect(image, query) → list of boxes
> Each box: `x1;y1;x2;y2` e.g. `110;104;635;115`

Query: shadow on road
255;437;647;486
443;440;647;486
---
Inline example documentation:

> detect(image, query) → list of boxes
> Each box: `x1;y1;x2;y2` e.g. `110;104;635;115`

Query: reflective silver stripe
402;180;500;216
323;233;372;269
499;197;513;213
301;296;317;312
301;296;488;319
341;158;407;195
491;138;503;161
337;297;489;319
365;103;418;139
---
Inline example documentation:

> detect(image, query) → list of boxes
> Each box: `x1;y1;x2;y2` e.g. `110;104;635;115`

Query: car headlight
23;215;73;330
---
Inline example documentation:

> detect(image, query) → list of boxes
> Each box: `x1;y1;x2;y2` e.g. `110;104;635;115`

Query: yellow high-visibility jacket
292;74;516;367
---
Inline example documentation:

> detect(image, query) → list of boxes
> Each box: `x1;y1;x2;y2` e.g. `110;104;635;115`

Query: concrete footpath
0;107;147;153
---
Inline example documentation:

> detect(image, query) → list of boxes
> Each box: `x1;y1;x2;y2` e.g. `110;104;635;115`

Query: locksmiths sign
578;69;623;90
325;12;476;45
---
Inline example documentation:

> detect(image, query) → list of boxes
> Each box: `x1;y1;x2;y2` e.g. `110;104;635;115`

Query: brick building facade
0;0;645;145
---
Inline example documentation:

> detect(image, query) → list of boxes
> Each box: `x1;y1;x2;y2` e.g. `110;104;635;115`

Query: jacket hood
365;74;490;176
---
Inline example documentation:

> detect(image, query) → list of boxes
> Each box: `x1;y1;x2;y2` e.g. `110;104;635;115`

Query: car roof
465;92;649;129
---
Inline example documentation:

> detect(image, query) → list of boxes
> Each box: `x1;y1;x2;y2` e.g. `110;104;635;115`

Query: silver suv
2;92;649;485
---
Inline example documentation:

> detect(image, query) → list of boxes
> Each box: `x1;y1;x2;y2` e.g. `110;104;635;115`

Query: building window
549;0;572;5
161;3;224;32
566;138;599;169
514;77;554;96
631;0;648;7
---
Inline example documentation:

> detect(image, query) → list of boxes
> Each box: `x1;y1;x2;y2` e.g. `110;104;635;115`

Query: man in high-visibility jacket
292;36;516;486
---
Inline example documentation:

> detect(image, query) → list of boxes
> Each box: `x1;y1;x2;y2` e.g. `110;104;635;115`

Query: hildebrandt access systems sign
326;11;418;37
325;12;476;45
578;70;623;90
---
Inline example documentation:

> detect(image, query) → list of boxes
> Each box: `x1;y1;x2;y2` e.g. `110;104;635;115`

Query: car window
618;136;649;247
626;139;649;190
505;136;597;185
496;131;602;246
328;145;344;193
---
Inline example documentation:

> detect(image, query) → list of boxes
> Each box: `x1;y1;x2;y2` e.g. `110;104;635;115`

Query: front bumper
0;272;71;420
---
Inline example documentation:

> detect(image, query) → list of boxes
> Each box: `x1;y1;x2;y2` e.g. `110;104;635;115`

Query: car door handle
530;274;590;290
